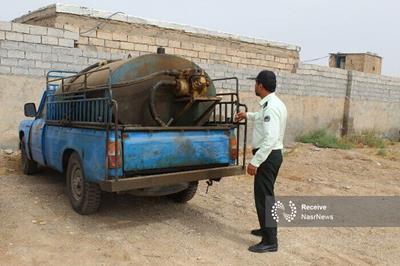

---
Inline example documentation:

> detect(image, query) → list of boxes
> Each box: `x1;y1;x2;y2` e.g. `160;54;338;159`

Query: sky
1;0;399;76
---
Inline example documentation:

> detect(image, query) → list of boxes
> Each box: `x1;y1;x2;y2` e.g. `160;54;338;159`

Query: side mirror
24;103;37;117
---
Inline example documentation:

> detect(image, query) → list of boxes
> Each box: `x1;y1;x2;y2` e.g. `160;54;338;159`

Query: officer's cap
247;70;276;92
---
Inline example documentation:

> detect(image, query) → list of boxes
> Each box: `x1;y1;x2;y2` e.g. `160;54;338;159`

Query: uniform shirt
247;92;287;167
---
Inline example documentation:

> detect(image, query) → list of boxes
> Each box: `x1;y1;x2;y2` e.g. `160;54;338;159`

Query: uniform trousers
252;149;283;245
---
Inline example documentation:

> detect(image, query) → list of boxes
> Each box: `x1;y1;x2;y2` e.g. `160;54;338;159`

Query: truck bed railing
46;68;112;93
45;68;118;181
45;67;115;126
46;97;113;125
210;77;248;169
46;98;112;126
46;70;78;92
45;71;248;180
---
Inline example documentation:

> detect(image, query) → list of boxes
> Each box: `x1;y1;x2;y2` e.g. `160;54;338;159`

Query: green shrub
297;129;390;150
343;130;386;148
296;130;352;149
377;148;387;156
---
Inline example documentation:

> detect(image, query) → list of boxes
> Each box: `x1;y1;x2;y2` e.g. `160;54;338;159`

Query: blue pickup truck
19;54;247;215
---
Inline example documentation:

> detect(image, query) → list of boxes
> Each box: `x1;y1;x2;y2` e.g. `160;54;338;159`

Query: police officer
236;70;287;253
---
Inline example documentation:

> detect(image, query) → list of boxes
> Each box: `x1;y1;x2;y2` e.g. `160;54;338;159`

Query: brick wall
0;18;297;90
351;72;400;102
278;64;349;98
276;65;349;139
0;21;83;76
12;4;300;79
0;9;400;148
74;27;298;71
348;72;400;137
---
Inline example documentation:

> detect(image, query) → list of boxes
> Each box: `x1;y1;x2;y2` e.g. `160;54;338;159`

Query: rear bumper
99;165;244;192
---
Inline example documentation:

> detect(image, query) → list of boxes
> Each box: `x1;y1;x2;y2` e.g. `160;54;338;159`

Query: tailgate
122;129;231;172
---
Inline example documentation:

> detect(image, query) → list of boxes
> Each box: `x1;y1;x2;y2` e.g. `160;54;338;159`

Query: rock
4;149;13;155
285;143;297;149
284;147;298;156
311;147;322;152
343;185;351;190
343;154;356;160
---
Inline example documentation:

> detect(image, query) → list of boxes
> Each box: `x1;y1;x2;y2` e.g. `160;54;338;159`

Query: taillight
107;140;122;168
230;133;238;160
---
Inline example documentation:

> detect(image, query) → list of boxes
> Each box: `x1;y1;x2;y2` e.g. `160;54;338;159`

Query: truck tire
66;152;101;215
20;138;38;175
168;181;198;203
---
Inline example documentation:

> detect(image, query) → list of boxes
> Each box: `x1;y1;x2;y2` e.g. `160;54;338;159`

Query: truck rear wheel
66;152;101;215
20;138;38;175
168;181;198;203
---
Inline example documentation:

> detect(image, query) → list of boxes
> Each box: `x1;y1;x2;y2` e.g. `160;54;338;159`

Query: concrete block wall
276;64;349;139
14;4;300;72
11;3;300;91
228;64;400;143
278;65;400;139
351;72;400;102
0;74;45;148
74;28;298;72
235;64;349;142
0;21;86;76
348;72;400;137
278;64;348;97
0;6;400;147
0;19;297;92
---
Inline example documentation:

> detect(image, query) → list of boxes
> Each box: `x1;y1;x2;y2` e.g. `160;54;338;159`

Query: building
12;4;300;74
329;52;382;75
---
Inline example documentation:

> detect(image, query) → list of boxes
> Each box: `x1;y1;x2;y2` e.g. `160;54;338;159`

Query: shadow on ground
10;164;250;246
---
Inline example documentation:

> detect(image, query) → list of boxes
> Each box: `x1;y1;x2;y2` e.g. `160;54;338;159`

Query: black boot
250;228;262;236
248;241;278;253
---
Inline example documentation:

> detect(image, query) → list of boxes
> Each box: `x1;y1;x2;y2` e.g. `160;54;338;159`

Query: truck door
30;92;47;166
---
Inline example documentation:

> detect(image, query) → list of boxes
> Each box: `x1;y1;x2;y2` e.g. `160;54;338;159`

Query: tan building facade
12;4;300;74
329;52;382;74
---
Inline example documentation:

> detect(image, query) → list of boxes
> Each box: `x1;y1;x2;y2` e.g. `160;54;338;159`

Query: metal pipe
112;100;119;181
240;103;248;169
111;70;181;88
49;67;111;85
149;80;177;127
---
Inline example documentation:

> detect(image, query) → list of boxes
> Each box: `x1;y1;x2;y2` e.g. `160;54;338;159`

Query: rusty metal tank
58;52;218;127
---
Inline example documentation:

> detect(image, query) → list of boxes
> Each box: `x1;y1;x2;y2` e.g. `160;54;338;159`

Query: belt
252;148;282;155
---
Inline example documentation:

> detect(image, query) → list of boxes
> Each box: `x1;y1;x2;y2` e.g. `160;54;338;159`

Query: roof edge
13;4;57;23
329;52;382;59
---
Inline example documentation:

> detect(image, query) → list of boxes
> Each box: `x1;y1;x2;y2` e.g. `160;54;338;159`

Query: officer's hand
247;163;257;175
235;112;247;122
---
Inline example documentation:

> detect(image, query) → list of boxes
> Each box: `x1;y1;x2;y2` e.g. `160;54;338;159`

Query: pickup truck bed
19;71;247;215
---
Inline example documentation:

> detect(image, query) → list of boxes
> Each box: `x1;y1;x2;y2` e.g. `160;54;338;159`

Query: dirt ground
0;143;399;265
